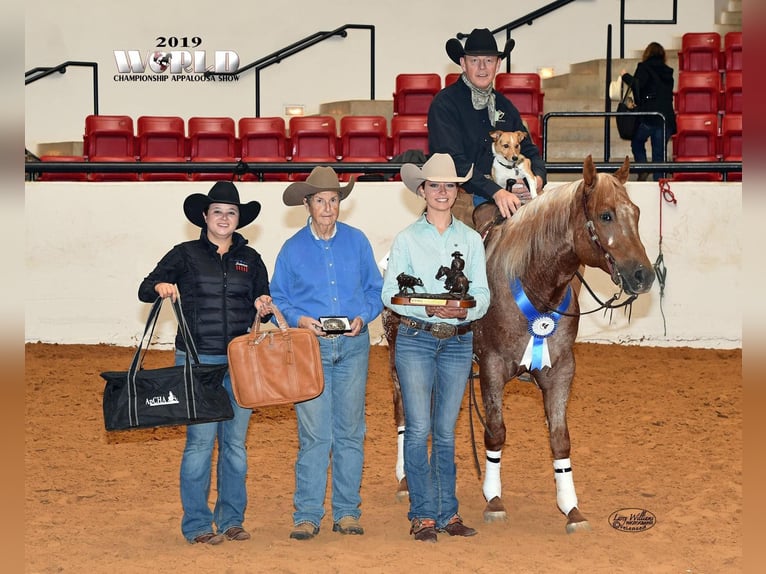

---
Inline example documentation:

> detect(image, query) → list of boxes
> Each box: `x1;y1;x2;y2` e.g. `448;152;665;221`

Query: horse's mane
485;179;582;281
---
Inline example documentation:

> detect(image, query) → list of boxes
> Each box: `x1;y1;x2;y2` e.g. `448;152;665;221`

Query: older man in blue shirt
270;167;383;541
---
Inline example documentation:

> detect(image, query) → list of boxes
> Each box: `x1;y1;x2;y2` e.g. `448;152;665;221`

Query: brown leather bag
227;305;324;408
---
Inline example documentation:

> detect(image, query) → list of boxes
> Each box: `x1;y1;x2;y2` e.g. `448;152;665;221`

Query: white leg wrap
395;426;405;481
553;458;578;516
482;450;503;501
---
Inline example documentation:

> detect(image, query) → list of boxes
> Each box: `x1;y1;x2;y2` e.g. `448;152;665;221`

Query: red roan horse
383;155;655;533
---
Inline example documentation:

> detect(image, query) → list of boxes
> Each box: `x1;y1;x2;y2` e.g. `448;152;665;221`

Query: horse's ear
614;156;631;184
583;155;596;187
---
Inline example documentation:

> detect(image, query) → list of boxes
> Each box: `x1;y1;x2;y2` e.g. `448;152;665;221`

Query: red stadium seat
37;155;88;182
338;115;389;182
188;117;237;181
672;113;719;159
238;117;288;181
288;115;338;181
678;32;721;72
137;115;188;181
723;70;742;114
393;74;441;115
520;114;542;152
390;114;429;158
444;73;461;86
494;73;544;116
674;71;722;114
84;114;135;160
721;113;742;181
723;32;742;72
339;115;388;160
671;113;721;181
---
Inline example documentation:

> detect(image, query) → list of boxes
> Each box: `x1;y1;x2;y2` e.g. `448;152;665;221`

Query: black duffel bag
616;85;638;141
101;297;234;431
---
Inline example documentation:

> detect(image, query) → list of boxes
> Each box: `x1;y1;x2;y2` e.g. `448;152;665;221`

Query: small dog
489;129;537;201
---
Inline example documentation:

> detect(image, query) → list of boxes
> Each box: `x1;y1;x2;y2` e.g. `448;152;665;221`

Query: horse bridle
581;182;622;288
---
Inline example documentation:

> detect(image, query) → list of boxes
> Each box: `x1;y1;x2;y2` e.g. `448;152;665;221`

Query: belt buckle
430;322;457;339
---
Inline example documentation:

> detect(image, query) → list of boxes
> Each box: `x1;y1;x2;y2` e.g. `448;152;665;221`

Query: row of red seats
393;72;544;117
678;31;742;73
38;114;433;182
674;69;742;115
671;112;741;182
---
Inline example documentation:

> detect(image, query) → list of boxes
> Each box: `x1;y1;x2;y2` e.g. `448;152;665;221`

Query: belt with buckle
400;317;472;339
319;332;343;339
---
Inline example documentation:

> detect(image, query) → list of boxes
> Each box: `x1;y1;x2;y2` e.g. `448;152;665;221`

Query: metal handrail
619;0;678;59
457;0;578;73
205;24;375;117
24;157;742;181
25;61;99;116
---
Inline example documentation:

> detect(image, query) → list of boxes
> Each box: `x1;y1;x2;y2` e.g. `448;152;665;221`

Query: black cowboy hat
183;181;262;229
445;28;515;65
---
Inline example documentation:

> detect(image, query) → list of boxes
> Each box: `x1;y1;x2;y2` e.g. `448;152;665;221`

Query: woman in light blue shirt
381;154;489;542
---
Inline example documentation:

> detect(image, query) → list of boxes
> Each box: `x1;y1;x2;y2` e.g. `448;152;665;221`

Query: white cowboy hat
400;153;474;194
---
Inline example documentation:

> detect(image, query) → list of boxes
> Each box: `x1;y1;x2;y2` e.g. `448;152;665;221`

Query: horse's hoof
565;507;591;534
483;496;508;522
395;477;409;502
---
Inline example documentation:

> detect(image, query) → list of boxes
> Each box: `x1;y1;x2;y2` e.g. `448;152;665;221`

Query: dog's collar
494;157;521;170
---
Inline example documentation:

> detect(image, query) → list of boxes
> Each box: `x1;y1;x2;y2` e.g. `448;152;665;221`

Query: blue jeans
175;352;252;542
394;324;473;528
293;329;370;527
631;120;671;181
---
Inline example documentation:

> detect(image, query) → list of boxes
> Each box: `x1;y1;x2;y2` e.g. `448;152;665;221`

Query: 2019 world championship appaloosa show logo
113;36;240;83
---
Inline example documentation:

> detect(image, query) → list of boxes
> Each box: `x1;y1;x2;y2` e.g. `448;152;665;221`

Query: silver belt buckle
430;322;457;339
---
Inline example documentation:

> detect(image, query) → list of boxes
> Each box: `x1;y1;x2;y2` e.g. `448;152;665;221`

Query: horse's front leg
479;355;510;522
541;378;591;533
383;308;409;501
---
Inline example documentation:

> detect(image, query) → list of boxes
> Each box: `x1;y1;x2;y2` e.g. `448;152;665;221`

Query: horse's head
577;155;655;294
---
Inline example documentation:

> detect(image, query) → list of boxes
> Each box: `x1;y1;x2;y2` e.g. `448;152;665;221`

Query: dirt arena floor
25;342;741;573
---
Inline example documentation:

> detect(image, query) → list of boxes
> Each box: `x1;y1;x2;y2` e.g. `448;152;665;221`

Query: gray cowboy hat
183;181;261;229
446;28;515;65
401;153;473;194
282;166;355;206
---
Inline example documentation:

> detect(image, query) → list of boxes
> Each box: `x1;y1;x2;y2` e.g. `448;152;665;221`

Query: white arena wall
25;179;741;350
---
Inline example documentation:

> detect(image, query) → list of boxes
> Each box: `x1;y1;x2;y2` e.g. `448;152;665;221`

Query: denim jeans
293;329;370;527
631;120;671;181
175;352;252;542
394;324;473;528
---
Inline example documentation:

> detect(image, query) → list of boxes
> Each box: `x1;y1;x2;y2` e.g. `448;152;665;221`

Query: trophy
391;251;476;308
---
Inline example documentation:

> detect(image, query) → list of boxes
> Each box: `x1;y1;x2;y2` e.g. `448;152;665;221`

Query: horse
383;155;655;532
435;265;471;298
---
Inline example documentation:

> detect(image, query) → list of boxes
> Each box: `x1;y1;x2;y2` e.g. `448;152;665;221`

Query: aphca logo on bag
146;391;181;407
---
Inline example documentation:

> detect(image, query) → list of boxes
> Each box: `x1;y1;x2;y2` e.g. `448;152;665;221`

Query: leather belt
400;317;472;339
319;333;343;339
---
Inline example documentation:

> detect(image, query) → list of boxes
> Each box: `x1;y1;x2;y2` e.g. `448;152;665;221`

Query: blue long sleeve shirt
270;219;384;328
381;214;490;323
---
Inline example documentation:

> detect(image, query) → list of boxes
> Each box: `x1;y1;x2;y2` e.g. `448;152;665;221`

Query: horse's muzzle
622;264;655;294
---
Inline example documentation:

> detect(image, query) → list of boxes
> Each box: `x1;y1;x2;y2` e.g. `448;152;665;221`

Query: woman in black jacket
622;42;677;181
138;181;272;545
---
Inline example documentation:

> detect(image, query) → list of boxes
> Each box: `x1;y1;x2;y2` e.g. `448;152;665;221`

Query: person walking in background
621;42;677;181
270;167;383;541
381;154;490;542
138;181;273;545
428;28;547;219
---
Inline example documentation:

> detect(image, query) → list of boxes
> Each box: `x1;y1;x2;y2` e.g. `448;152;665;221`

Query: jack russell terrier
489;129;538;203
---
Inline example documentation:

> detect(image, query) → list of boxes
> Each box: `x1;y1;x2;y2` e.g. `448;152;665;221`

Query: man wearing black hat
138;181;273;545
429;28;547;219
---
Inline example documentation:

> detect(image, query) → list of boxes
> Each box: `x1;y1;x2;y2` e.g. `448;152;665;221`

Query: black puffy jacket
138;230;270;355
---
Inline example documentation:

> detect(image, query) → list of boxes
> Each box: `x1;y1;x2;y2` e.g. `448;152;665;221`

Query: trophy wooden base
391;295;476;308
